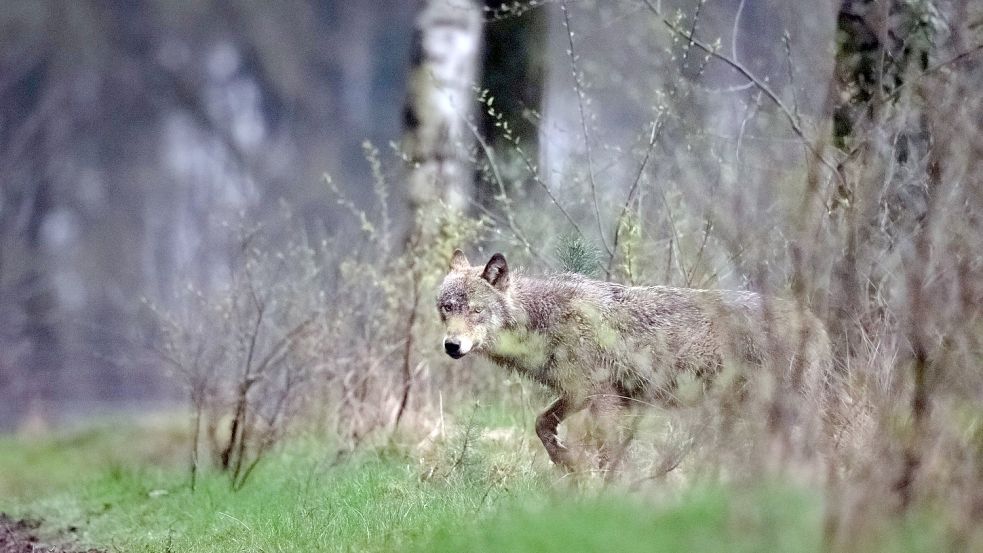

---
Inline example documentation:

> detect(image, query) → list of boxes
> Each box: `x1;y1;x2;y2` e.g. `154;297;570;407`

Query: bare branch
640;0;846;193
461;113;546;261
606;116;664;278
561;1;614;258
873;42;983;109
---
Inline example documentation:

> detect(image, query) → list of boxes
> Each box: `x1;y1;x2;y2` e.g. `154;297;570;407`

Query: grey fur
437;250;834;470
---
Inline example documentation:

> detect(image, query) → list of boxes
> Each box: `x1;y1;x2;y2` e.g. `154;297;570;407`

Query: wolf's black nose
444;339;462;357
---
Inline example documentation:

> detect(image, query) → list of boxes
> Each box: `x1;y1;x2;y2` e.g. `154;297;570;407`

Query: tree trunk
402;0;484;216
21;179;61;428
476;2;548;211
827;0;938;340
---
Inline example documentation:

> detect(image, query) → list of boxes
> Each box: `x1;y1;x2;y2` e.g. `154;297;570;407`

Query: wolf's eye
472;306;483;314
439;303;451;313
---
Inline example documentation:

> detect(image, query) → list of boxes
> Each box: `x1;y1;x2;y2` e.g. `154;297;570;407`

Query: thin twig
607;0;708;281
782;31;800;123
465;196;550;265
512;144;592;244
394;236;422;429
453;71;582;257
873;42;983;109
640;0;846;191
461;114;546;260
731;0;746;64
561;1;614;258
654;178;689;284
606;116;664;278
686;209;714;287
735;91;763;162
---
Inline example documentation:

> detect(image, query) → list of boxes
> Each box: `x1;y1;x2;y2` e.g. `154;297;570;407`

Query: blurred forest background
0;0;850;429
2;0;983;525
0;1;428;427
1;0;983;549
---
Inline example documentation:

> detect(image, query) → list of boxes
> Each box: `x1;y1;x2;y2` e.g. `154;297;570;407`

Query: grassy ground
0;411;953;552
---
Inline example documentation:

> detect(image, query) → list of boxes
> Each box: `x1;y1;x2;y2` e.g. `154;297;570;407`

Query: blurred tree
402;0;484;216
831;0;937;152
0;1;418;428
476;1;548;211
828;0;948;334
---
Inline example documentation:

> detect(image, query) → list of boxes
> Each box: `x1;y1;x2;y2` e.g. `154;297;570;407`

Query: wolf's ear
481;253;509;290
449;249;470;272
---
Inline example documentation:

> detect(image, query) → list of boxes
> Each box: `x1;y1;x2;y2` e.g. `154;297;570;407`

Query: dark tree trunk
831;0;933;152
827;0;937;342
476;2;548;211
21;178;62;418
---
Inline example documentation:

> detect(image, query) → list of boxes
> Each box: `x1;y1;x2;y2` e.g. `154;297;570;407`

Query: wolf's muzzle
444;338;466;359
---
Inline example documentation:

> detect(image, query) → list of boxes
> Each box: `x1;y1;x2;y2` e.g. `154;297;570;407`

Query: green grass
419;484;825;553
0;413;551;552
0;416;188;501
0;414;957;552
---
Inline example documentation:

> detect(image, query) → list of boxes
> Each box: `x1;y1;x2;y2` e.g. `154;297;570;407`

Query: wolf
436;249;837;471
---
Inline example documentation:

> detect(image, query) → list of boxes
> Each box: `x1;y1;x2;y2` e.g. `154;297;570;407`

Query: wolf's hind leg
587;392;630;475
535;397;583;471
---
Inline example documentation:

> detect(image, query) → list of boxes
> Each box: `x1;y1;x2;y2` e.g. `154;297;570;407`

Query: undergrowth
0;416;961;553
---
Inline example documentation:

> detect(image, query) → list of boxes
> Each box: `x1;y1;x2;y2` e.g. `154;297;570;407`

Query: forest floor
0;409;950;552
0;513;103;553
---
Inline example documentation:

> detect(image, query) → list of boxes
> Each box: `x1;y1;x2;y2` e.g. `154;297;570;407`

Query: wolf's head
436;250;512;359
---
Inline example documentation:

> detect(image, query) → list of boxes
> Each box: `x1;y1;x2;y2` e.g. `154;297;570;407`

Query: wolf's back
519;277;834;406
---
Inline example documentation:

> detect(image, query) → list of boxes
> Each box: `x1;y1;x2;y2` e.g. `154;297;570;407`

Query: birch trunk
403;0;484;214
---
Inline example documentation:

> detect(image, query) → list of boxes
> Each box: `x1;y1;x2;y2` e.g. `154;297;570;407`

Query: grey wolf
436;249;835;471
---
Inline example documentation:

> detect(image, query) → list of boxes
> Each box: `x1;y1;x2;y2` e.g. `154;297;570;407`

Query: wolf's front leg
535;397;584;471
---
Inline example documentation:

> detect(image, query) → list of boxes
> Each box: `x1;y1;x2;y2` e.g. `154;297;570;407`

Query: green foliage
614;209;643;284
555;234;601;277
